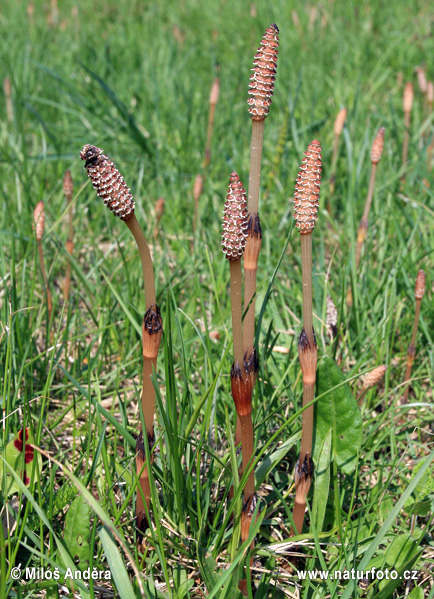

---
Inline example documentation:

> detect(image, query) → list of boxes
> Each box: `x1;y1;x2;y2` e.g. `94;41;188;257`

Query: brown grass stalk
402;270;425;403
80;144;161;544
291;140;322;536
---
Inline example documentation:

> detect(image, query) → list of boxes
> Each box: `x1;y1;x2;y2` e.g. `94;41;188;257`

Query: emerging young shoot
63;170;74;303
221;172;256;546
34;201;53;342
402;269;425;403
80;144;162;542
291;140;322;536
244;23;279;387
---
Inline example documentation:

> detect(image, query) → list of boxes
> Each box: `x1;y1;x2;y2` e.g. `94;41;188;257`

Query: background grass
0;0;433;597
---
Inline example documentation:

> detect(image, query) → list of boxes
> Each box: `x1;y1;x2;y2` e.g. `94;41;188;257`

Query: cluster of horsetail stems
402;269;425;403
80;144;162;544
63;170;74;303
222;172;256;550
402;81;413;178
34;200;53;343
291;140;322;536
329;107;346;207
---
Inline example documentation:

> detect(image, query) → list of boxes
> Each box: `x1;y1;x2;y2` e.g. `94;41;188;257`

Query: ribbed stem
125;214;156;309
240;413;255;502
230;260;245;371
299;379;315;464
300;234;314;345
247;120;265;215
243;266;257;358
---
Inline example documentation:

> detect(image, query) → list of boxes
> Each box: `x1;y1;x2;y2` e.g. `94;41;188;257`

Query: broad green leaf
405;456;434;505
408;587;424;599
312;429;332;534
377;551;421;596
385;533;418;568
0;428;43;496
99;526;136;599
255;432;300;486
63;494;90;570
407;499;432;517
314;356;362;474
379;496;394;525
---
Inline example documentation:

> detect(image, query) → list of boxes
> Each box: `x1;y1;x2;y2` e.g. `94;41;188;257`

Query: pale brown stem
124;214;160;541
299;377;315;469
229;260;245;371
300;234;314;345
142;356;157;438
125;214;156;309
247;120;265;216
240;413;255;503
243;267;257;359
402;299;421;402
292;500;306;537
291;232;316;536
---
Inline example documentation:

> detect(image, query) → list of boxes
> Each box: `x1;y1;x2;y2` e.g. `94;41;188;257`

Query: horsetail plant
221;172;256;547
244;23;279;381
63;170;74;303
34;200;53;343
80;145;162;544
291;140;322;536
402;269;425;403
